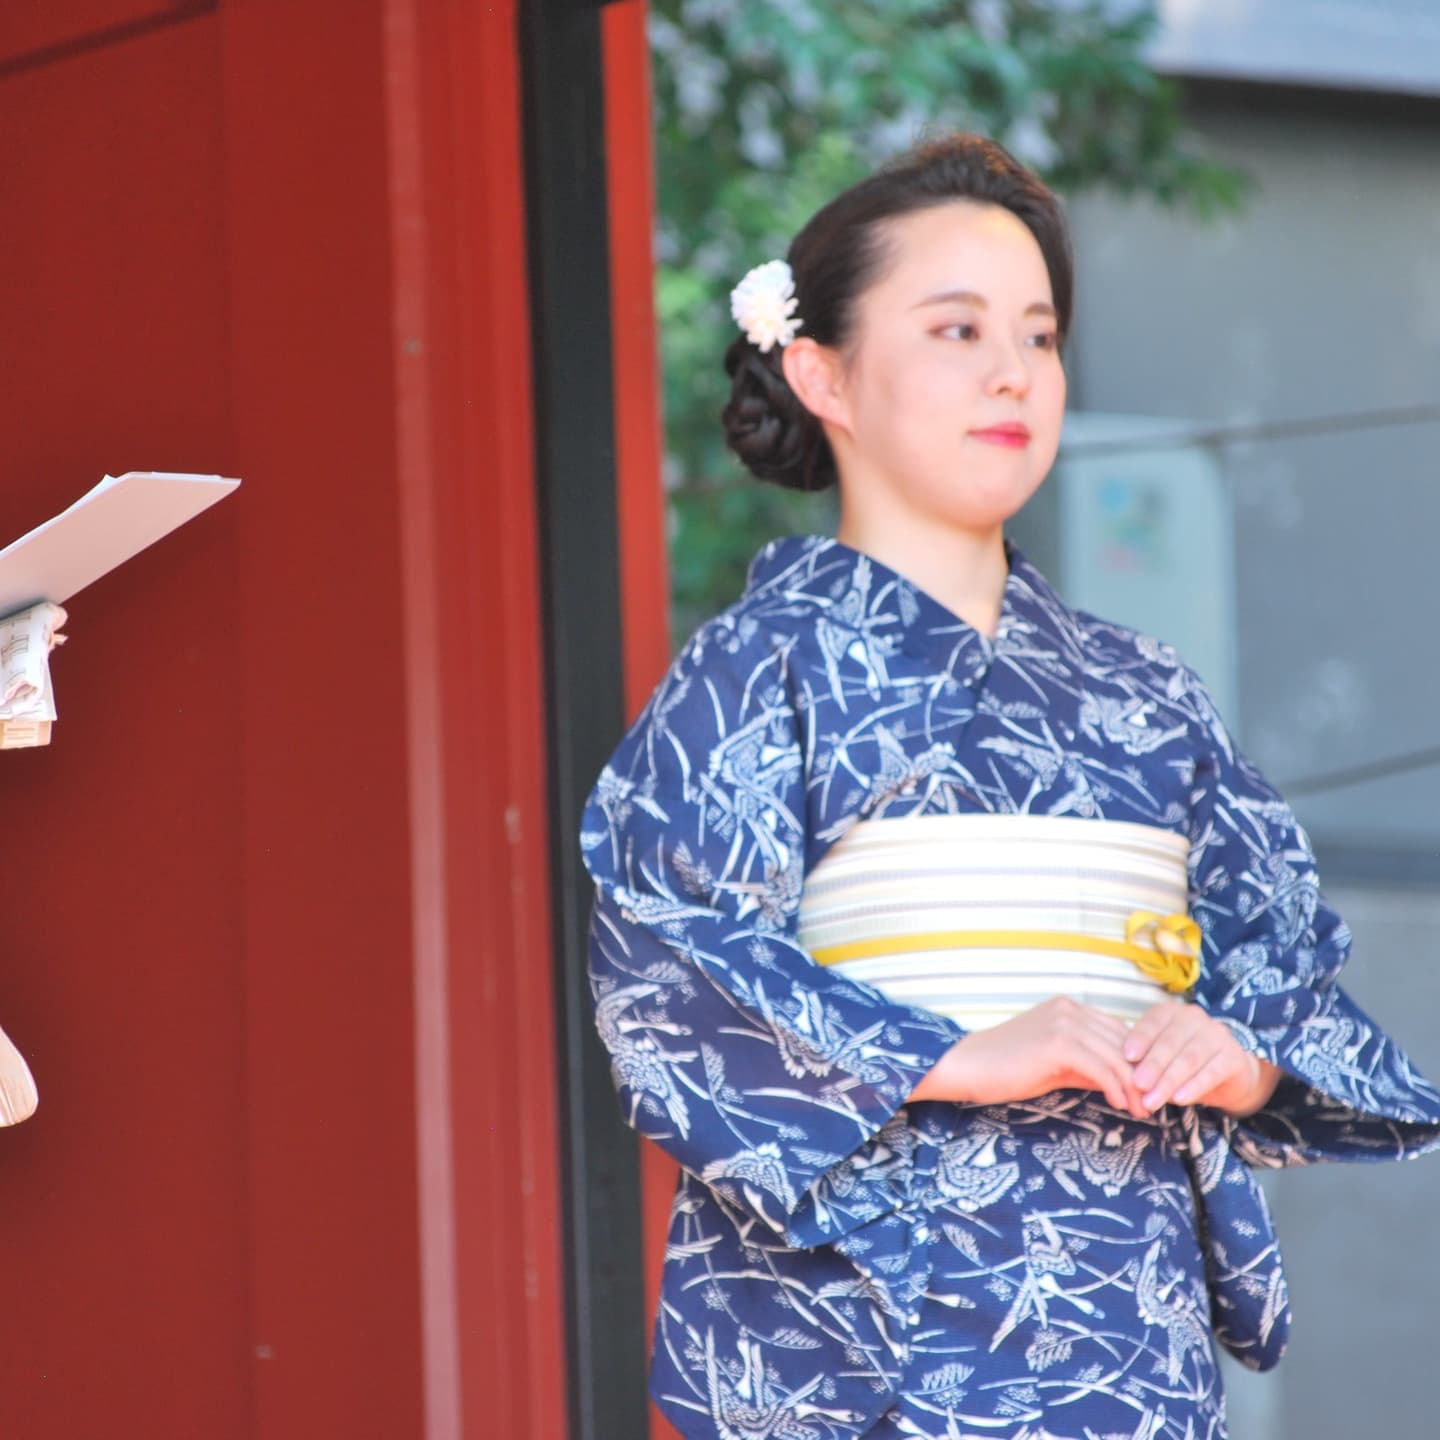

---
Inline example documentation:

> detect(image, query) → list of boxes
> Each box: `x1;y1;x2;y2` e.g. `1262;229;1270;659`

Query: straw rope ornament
729;259;803;352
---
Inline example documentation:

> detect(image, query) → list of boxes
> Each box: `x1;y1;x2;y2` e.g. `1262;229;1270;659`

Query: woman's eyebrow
911;288;1056;319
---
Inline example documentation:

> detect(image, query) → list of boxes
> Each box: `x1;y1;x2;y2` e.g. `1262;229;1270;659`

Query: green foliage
650;0;1252;644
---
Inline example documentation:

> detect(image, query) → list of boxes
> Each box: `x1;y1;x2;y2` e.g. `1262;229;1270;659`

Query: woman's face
803;199;1067;535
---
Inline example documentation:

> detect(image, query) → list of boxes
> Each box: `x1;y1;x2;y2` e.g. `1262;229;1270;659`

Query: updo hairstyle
720;131;1074;492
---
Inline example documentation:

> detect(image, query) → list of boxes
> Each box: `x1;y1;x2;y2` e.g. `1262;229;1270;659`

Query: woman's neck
834;507;1010;640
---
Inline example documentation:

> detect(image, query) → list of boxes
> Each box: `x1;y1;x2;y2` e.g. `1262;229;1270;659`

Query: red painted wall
601;6;687;1438
1;13;251;1433
0;2;569;1435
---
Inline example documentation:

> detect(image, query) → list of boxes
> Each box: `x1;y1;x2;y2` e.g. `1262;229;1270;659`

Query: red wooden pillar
601;6;686;1437
0;9;255;1434
223;2;570;1435
0;2;569;1435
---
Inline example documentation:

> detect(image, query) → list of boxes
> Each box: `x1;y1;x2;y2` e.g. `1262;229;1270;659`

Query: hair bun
720;336;836;492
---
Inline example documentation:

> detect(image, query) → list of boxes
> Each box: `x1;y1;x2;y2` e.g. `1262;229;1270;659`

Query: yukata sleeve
1178;664;1440;1167
578;618;965;1246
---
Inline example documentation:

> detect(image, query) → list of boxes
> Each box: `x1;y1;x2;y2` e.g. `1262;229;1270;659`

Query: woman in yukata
578;130;1440;1440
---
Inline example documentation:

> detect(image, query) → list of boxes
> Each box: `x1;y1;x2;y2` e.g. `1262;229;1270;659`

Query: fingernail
1123;1041;1140;1060
1143;1089;1162;1108
1134;1067;1153;1088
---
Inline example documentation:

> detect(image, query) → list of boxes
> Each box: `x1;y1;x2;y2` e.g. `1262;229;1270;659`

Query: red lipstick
969;422;1031;448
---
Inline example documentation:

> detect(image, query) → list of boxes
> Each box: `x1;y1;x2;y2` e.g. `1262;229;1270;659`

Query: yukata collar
744;530;1088;679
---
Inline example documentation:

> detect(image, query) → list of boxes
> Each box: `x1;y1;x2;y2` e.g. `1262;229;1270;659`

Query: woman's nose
984;339;1032;398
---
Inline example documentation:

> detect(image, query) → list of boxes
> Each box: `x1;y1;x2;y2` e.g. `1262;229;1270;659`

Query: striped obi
797;812;1198;1030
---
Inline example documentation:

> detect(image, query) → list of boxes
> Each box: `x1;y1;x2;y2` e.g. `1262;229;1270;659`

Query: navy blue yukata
578;532;1440;1440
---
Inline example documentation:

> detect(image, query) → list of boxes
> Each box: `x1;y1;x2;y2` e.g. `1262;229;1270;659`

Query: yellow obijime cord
810;910;1202;995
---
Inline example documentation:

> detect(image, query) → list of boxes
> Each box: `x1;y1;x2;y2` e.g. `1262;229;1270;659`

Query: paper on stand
0;471;240;619
0;471;240;749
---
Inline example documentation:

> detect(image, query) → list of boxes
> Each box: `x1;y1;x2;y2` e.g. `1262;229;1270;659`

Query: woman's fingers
1026;998;1266;1118
1124;1002;1262;1112
1049;1008;1130;1090
1077;1001;1128;1037
1083;1024;1151;1115
1173;1049;1251;1107
1055;999;1132;1053
1062;1029;1149;1115
1136;1032;1227;1111
981;996;1208;1114
1122;1000;1188;1075
942;996;1231;1109
1064;1005;1154;1114
1122;1009;1163;1063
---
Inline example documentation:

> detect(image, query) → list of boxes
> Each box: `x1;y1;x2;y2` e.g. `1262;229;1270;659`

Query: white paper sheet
0;471;241;619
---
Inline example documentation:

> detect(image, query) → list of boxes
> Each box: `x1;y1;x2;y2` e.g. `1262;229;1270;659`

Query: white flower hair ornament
729;259;802;353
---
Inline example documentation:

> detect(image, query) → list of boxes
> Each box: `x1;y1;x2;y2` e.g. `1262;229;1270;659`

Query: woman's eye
937;323;1059;350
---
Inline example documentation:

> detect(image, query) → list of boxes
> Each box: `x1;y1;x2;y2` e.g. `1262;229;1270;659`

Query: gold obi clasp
1122;911;1202;994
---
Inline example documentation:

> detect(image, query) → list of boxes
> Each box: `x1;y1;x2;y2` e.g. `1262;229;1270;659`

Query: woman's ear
781;338;851;435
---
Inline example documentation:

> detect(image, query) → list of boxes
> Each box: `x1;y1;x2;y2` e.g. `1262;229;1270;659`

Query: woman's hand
906;995;1284;1118
908;995;1148;1113
1122;999;1283;1117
